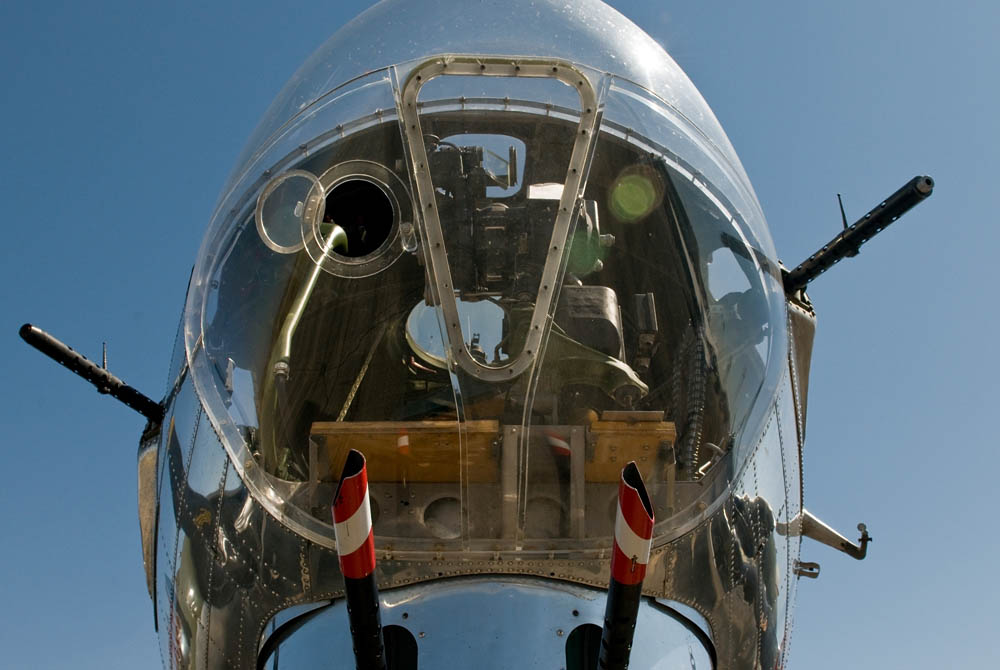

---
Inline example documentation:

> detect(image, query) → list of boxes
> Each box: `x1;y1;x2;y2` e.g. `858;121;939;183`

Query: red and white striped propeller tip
333;450;376;579
611;461;654;585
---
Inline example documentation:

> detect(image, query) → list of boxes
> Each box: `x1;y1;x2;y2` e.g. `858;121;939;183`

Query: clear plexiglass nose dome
185;0;787;560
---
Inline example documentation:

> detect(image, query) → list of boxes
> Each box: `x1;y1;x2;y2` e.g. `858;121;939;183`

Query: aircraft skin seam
775;384;795;669
161;409;201;667
197;447;230;669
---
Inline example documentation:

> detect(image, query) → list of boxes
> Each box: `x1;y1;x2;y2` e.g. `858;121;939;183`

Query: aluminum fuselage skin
147;337;805;668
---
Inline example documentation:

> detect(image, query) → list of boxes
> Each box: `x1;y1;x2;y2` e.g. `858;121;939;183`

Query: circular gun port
324;178;394;257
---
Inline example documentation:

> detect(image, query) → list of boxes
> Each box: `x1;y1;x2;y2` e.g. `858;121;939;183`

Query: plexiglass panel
227;0;752;222
186;13;785;559
186;69;786;555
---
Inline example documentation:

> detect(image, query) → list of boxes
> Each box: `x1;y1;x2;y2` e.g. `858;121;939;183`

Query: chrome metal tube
274;224;348;375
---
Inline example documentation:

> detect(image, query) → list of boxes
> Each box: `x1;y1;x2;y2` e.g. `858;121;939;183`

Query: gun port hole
324;178;394;257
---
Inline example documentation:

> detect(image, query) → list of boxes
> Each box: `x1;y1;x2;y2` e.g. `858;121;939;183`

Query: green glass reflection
608;167;663;223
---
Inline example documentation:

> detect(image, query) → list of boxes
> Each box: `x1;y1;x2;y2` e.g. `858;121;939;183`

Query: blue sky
1;1;996;668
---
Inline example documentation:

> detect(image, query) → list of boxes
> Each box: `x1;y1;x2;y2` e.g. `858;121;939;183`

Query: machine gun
783;175;934;293
19;323;163;423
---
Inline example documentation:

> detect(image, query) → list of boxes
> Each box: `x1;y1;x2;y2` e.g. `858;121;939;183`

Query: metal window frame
397;56;603;381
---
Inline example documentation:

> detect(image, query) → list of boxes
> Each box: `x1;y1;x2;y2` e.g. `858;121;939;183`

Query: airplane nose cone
259;578;714;669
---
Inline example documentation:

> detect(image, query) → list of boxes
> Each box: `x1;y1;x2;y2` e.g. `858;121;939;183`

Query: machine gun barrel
783;175;934;294
19;323;164;422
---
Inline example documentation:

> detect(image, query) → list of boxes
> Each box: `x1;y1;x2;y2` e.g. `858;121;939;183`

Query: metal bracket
777;508;872;560
793;560;821;579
